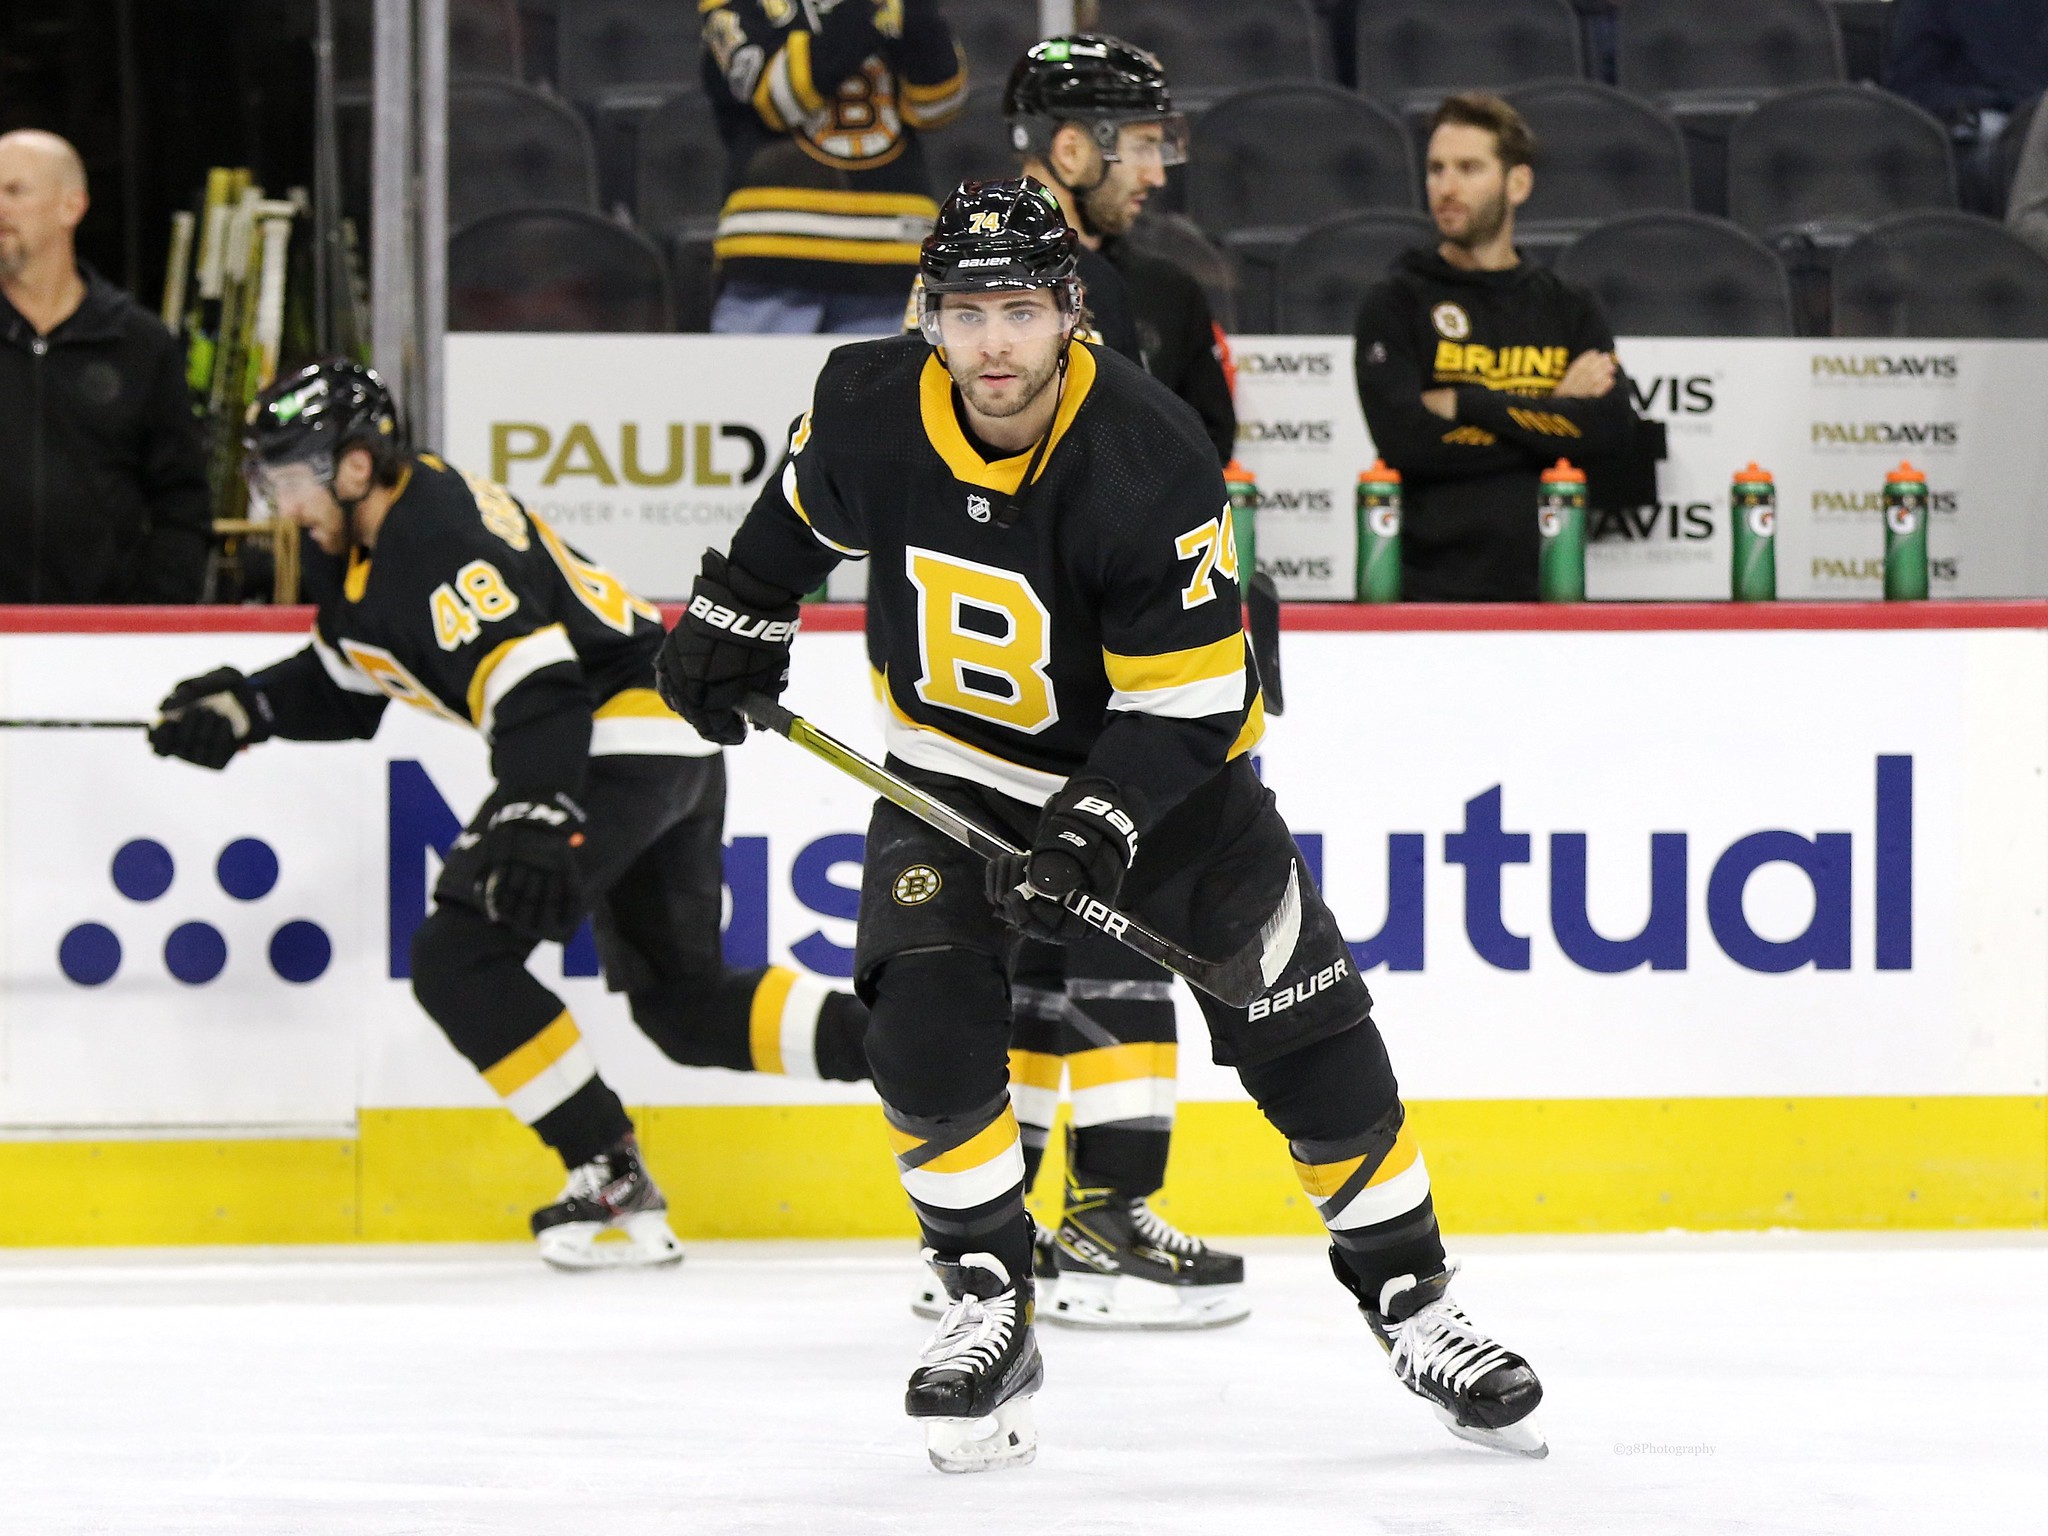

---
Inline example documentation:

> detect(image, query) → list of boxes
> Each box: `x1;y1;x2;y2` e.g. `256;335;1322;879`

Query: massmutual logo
1238;350;1335;377
1810;352;1959;383
1237;419;1334;445
488;421;772;488
59;837;332;987
1810;420;1959;450
1809;487;1959;521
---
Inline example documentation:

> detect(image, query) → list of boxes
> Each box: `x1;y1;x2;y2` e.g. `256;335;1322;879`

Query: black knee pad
1238;1022;1401;1145
865;948;1012;1119
408;903;507;1024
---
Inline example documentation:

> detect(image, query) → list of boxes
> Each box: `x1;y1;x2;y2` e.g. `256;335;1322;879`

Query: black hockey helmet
1003;35;1186;166
243;359;403;481
917;177;1083;344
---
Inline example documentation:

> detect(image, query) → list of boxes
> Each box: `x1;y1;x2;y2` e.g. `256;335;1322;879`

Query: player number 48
430;560;521;650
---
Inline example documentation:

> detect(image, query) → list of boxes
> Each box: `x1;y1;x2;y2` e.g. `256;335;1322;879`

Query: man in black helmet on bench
656;178;1548;1473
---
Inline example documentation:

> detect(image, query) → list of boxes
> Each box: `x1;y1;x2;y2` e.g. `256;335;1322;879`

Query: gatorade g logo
1431;302;1470;340
1367;505;1401;538
892;865;942;905
1748;505;1776;537
1886;503;1919;535
1539;503;1565;538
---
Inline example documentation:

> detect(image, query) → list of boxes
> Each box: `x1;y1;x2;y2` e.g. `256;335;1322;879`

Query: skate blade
536;1211;685;1273
923;1394;1038;1474
1048;1273;1249;1331
1433;1404;1549;1460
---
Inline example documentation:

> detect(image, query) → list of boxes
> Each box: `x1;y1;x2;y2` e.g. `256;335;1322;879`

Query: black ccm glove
148;667;275;770
655;549;802;746
985;777;1139;943
459;792;588;943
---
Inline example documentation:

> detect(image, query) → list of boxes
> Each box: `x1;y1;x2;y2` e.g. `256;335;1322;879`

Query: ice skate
530;1136;685;1272
907;1250;1043;1473
1336;1252;1547;1458
1048;1182;1249;1330
914;1217;1057;1320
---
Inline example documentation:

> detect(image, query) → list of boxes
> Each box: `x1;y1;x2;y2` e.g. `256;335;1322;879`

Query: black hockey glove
148;666;275;770
465;792;588;943
655;549;802;746
985;777;1139;943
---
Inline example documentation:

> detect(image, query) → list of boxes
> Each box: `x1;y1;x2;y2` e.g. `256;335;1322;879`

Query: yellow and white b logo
892;865;943;905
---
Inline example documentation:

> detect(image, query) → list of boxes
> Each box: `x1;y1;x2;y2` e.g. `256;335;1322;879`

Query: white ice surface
1;1234;2044;1535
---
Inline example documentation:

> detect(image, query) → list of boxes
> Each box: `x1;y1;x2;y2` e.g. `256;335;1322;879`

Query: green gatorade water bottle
1883;460;1930;601
1537;459;1587;603
1356;460;1402;602
1731;461;1777;601
1224;458;1258;583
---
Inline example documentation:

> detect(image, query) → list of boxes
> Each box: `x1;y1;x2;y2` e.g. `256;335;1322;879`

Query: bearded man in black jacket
0;129;209;603
1353;94;1640;601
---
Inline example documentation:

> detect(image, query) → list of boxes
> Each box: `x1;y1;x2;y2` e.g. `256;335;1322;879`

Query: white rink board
1;623;2042;1132
445;335;2048;602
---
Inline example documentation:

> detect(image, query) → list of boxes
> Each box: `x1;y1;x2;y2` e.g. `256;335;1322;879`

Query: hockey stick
738;694;1302;1007
0;719;150;730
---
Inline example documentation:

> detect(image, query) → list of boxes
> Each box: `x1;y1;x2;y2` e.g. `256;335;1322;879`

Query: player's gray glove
985;777;1139;943
655;549;802;746
149;666;275;770
466;792;588;943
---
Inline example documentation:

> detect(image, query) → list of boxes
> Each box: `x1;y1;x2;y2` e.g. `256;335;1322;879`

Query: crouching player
147;360;870;1269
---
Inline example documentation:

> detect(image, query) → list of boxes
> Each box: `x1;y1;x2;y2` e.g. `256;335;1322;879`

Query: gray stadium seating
1833;211;2048;338
1188;83;1416;238
447;79;599;231
1615;0;1844;105
1273;209;1436;334
1553;211;1795;336
1095;0;1330;108
1353;0;1583;117
449;206;674;331
922;85;1017;209
1503;79;1690;258
1726;83;1955;244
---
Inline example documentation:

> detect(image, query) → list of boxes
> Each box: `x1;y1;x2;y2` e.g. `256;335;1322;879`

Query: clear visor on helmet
243;453;334;521
919;279;1083;348
1093;113;1188;168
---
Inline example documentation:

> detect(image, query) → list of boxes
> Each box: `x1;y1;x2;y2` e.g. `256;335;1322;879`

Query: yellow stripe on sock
1066;1041;1178;1091
920;1107;1021;1174
749;968;798;1073
481;1012;582;1097
1007;1049;1066;1091
1367;1123;1421;1186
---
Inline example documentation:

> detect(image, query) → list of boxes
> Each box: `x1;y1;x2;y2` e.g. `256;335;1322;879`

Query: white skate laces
1378;1267;1516;1401
1129;1200;1205;1259
920;1276;1020;1378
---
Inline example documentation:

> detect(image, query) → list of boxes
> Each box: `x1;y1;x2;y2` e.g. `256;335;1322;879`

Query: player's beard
953;343;1062;420
1078;173;1140;239
1439;184;1510;252
0;236;26;280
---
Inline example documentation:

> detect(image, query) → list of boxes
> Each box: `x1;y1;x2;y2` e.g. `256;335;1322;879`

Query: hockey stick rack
738;695;1302;1008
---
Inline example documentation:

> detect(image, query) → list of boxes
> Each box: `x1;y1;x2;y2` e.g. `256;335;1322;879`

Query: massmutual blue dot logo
59;838;333;987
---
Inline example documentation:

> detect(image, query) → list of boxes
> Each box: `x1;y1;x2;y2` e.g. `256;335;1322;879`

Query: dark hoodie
0;266;210;603
1353;246;1636;601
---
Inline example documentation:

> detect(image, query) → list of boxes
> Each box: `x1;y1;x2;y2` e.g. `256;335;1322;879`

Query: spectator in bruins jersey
146;362;870;1270
657;180;1545;1473
1005;36;1235;466
702;0;968;334
1354;93;1639;601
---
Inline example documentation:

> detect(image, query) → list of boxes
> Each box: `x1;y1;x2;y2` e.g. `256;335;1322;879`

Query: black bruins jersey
729;335;1264;831
253;455;711;795
703;0;968;294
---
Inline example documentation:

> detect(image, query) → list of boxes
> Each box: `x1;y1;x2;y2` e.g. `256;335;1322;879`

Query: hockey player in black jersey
146;361;871;1269
657;181;1547;1470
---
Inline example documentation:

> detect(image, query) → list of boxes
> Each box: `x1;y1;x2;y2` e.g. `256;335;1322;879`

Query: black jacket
1104;236;1236;468
0;267;210;603
1354;247;1637;601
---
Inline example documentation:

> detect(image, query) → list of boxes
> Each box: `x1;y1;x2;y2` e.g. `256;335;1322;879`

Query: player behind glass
656;180;1546;1470
146;361;871;1269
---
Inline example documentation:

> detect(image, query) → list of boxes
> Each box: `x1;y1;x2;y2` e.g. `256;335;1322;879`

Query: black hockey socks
629;965;871;1082
885;1091;1035;1285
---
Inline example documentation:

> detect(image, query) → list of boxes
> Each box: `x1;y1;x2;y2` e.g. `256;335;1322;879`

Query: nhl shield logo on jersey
966;494;992;523
1431;302;1471;340
892;865;943;905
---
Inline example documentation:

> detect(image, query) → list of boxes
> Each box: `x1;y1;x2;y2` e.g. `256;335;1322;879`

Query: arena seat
1991;92;2043;220
1832;211;2048;339
1188;83;1415;240
1727;83;1955;245
633;90;727;242
449;207;674;332
1553;210;1795;336
1273;209;1436;335
554;0;699;104
922;84;1016;209
447;80;600;231
1614;0;1844;106
1121;211;1242;333
1503;79;1689;259
1094;0;1330;108
948;0;1049;89
1353;0;1584;118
